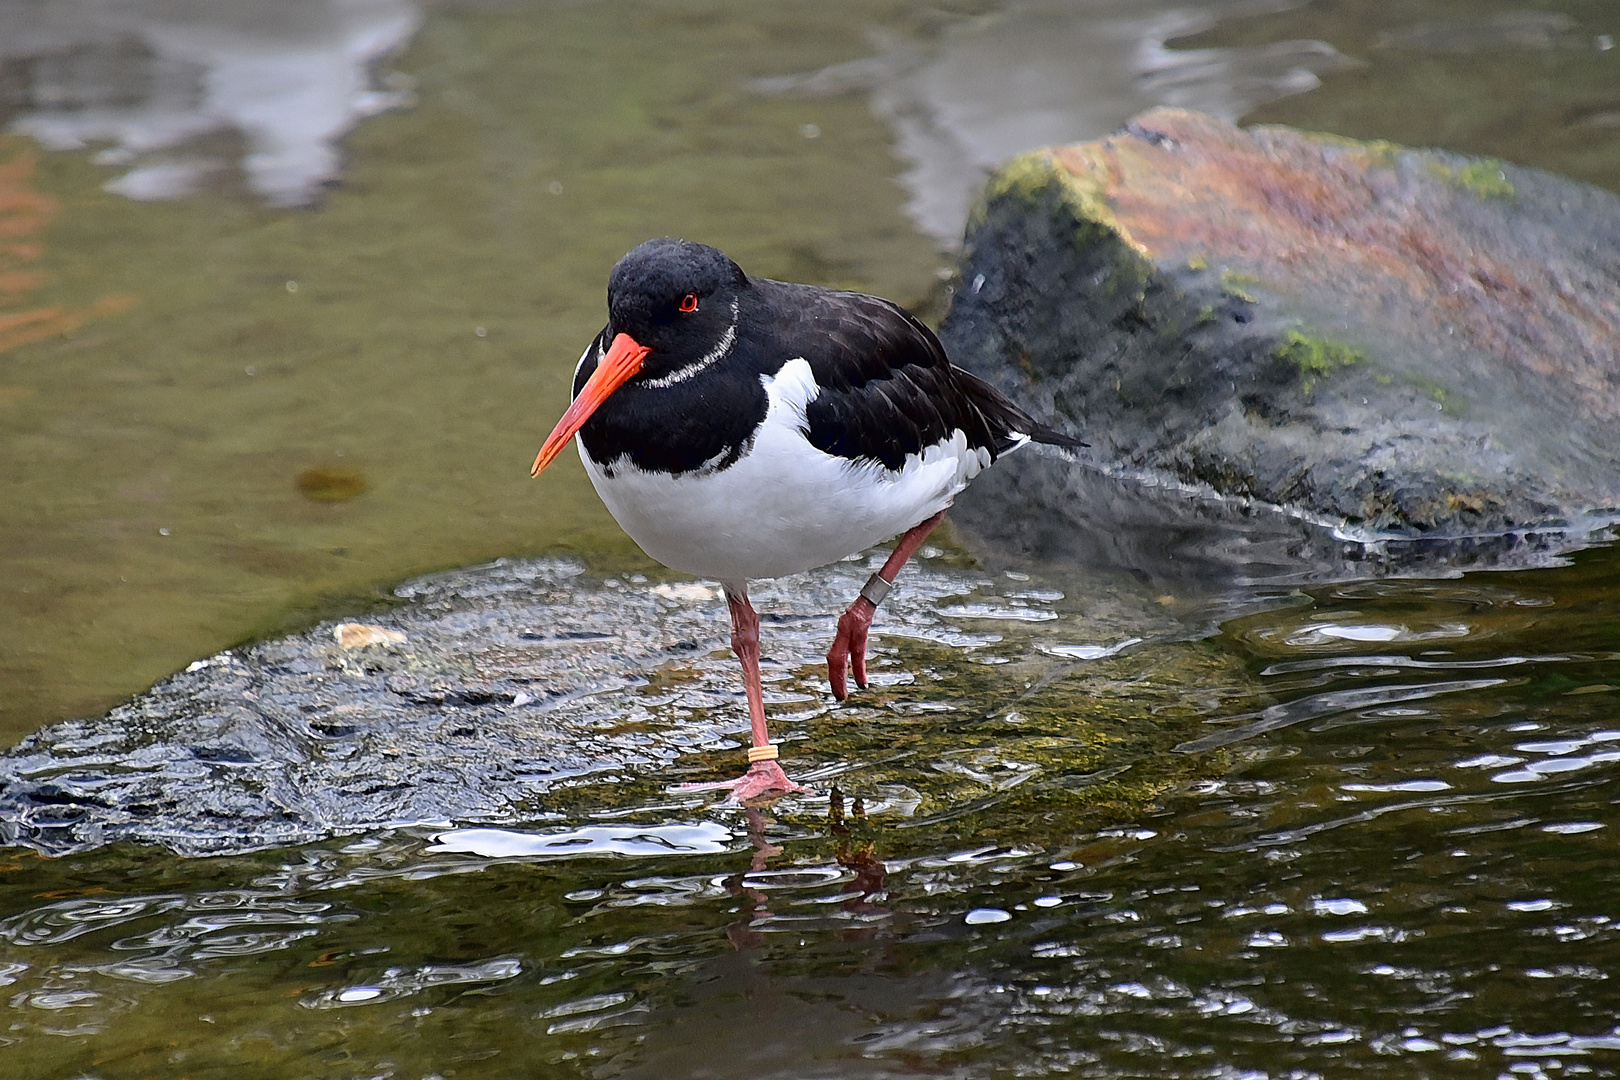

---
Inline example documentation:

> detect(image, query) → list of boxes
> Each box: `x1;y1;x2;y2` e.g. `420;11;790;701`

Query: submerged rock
943;108;1620;543
0;557;1206;857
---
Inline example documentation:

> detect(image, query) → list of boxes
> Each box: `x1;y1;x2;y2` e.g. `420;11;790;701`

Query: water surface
4;0;1618;744
3;541;1619;1076
4;1;1620;1075
0;0;965;741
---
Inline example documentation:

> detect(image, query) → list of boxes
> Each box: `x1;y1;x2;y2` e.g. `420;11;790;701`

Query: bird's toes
827;641;850;700
731;761;807;805
828;662;849;701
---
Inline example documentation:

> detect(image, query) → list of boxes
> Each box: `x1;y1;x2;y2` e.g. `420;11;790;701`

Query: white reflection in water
1039;637;1143;660
1287;621;1472;647
1317;623;1404;642
1342;779;1451;793
1541;821;1604;835
964;907;1012;925
936;603;1060;622
427;822;735;859
0;0;422;205
302;957;522;1009
1313;898;1369;916
752;0;1352;243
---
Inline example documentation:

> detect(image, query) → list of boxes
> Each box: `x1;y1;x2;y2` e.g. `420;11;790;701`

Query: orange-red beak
531;332;651;477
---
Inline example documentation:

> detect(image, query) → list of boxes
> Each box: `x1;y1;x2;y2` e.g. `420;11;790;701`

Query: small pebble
334;623;407;649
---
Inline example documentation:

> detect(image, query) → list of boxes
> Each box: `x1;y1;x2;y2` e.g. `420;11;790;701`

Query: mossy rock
943;108;1620;542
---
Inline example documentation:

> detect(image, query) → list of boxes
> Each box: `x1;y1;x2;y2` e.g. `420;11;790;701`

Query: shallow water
0;0;966;742
5;0;1620;1076
3;540;1619;1076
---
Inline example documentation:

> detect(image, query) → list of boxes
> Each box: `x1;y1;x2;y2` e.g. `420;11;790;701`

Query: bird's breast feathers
580;358;989;582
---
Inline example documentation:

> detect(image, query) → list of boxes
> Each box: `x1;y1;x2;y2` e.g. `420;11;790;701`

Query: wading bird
531;239;1081;801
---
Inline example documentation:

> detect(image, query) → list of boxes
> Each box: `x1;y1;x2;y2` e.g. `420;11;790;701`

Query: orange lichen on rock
1028;109;1620;422
950;108;1620;537
0;136;138;356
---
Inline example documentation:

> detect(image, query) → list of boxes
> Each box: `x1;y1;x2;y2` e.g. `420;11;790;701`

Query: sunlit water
4;0;1620;1075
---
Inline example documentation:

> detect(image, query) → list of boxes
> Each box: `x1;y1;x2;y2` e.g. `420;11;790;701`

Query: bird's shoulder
751;279;946;390
750;279;1033;470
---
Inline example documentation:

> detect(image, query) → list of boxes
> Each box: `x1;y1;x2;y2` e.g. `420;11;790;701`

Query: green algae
978;150;1124;240
972;153;1074;247
1427;157;1516;199
1273;328;1363;391
1404;370;1456;410
1219;269;1261;304
1295;128;1405;168
973;149;1154;302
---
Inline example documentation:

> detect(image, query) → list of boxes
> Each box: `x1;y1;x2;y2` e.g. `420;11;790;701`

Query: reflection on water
757;0;1352;243
429;823;736;859
0;0;421;205
3;541;1620;1076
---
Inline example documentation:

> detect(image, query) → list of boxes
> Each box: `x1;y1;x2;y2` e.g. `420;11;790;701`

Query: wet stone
0;557;1223;857
945;108;1620;544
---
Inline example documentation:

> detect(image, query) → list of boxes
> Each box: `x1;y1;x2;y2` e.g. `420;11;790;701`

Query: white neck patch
641;299;740;389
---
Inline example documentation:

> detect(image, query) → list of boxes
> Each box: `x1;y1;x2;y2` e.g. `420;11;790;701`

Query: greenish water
0;0;972;743
3;544;1619;1076
2;0;1618;744
1200;0;1620;195
4;0;1620;1076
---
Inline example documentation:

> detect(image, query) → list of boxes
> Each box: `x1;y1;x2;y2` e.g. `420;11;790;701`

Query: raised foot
826;598;875;701
676;759;807;804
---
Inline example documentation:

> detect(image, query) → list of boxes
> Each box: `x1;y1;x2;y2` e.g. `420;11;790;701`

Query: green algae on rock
942;108;1620;540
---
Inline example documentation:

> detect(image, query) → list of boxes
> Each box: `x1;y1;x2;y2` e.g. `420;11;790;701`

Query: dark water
4;540;1619;1076
4;0;1620;1075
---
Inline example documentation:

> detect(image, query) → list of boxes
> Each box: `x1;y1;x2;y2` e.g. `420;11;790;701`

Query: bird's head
606;237;747;359
532;238;748;477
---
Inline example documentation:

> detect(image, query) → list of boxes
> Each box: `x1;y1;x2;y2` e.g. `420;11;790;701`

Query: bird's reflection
724;805;782;950
724;787;888;951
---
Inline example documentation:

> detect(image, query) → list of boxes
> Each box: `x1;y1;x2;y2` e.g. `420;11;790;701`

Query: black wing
756;280;1080;471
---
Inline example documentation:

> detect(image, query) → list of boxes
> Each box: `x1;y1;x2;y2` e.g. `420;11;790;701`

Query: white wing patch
764;355;821;423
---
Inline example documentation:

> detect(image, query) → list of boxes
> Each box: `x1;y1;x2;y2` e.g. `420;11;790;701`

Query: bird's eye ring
678;293;699;313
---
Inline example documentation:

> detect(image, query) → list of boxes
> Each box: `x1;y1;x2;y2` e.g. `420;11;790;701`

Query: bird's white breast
580;358;992;584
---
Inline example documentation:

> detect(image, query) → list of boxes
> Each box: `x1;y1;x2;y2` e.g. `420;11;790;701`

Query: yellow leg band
747;744;779;763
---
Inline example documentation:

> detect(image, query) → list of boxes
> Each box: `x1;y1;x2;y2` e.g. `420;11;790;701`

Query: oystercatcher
532;239;1081;801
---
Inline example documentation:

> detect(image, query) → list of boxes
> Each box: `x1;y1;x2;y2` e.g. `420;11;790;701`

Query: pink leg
827;510;946;700
678;583;805;803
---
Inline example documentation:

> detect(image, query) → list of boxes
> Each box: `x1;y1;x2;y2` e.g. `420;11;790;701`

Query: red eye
678;293;699;313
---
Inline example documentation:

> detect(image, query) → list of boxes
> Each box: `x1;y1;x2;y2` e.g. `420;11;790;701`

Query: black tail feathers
1028;421;1087;449
949;365;1087;454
